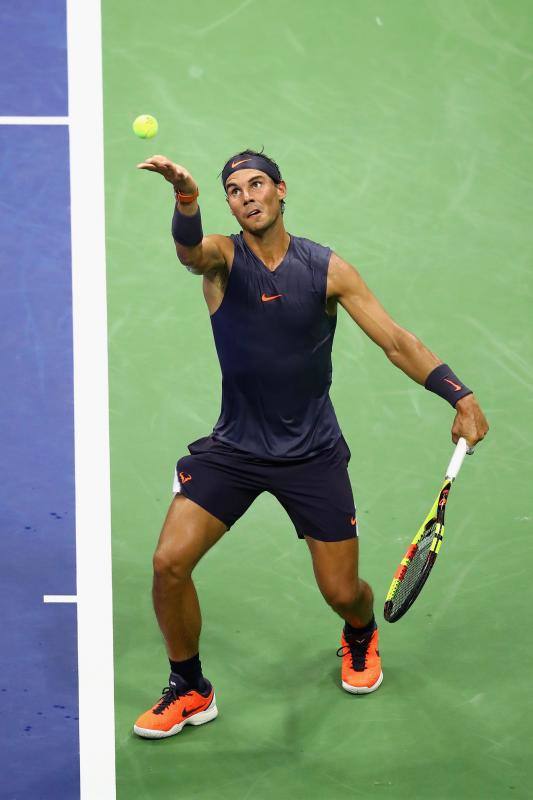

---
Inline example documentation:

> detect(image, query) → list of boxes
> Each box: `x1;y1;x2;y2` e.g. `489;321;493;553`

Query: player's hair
220;148;286;214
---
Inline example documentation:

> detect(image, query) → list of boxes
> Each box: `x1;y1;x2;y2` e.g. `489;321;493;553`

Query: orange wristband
175;187;199;204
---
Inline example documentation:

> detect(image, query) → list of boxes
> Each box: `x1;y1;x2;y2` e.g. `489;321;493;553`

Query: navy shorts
173;434;358;542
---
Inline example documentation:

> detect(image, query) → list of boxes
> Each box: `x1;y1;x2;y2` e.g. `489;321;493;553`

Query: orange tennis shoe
133;673;218;739
337;626;383;694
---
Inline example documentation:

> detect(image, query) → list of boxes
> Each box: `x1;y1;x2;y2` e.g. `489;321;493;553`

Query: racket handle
445;437;473;480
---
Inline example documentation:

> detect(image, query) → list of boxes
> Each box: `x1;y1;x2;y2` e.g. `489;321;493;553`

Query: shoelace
153;686;193;715
336;632;373;672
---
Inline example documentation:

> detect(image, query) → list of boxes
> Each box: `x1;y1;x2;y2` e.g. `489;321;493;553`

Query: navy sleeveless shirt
209;232;342;459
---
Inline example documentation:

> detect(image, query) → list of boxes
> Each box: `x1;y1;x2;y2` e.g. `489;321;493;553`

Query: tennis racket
383;437;473;623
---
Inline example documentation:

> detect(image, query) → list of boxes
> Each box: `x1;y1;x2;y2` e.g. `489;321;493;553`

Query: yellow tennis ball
132;114;158;139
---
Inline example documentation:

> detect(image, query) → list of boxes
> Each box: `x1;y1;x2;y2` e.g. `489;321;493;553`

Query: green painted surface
103;1;533;797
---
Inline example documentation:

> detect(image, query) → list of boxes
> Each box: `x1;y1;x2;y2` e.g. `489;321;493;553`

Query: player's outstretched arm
137;155;230;275
327;252;489;445
327;253;439;379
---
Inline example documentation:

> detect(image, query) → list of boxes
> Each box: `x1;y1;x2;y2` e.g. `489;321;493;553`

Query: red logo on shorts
350;516;357;526
179;471;192;484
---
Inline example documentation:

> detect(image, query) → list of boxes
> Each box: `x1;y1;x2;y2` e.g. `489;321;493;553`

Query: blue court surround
0;0;68;115
0;10;79;791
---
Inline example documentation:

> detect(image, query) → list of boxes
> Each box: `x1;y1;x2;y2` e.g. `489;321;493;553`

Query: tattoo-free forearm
384;327;441;384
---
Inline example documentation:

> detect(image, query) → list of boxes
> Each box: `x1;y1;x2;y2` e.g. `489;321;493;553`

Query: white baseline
67;0;116;798
43;595;78;603
0;116;69;124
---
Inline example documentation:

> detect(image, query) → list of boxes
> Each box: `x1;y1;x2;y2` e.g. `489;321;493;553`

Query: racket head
383;480;450;623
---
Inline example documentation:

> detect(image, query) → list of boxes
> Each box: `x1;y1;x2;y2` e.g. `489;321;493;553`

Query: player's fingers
146;155;181;169
139;155;173;170
463;429;484;448
137;162;174;175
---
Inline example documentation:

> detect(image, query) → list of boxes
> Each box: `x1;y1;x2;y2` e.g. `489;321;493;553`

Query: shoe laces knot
153;686;192;715
336;632;373;672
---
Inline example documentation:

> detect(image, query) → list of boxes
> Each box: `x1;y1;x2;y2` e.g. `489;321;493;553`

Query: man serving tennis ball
132;149;489;739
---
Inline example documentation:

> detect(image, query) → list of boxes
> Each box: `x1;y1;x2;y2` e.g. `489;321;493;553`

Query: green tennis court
104;2;532;797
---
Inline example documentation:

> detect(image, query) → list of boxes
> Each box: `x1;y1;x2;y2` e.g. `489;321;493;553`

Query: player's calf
321;577;374;628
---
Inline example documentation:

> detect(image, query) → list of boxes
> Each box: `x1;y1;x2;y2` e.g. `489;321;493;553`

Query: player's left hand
451;394;489;447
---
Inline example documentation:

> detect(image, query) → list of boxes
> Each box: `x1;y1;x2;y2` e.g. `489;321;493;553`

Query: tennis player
132;150;489;738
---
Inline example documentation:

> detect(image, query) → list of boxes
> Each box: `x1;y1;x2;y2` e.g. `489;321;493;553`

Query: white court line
43;595;78;603
67;0;116;798
0;116;69;124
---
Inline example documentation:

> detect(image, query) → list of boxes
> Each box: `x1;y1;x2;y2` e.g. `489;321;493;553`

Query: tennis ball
132;114;158;139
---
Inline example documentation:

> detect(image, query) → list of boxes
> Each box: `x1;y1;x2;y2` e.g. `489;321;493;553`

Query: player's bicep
328;252;404;354
175;234;231;276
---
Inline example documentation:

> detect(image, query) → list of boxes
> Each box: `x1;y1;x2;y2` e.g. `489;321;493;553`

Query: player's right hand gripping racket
383;437;473;623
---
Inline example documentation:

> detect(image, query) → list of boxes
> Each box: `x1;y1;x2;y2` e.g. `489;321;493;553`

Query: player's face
225;169;286;232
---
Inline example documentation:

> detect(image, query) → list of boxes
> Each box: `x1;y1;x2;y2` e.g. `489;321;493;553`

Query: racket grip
445;437;473;480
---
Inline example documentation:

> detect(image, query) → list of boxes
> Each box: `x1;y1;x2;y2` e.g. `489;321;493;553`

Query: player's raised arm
327;252;489;446
137;155;230;275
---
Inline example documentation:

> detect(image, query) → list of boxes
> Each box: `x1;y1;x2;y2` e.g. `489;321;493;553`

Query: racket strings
391;520;437;611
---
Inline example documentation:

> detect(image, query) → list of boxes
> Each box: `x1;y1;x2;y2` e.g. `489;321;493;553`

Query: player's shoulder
206;233;234;253
290;232;327;249
204;233;235;269
290;234;332;268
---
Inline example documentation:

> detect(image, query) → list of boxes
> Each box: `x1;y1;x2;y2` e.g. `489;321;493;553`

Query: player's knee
152;545;193;582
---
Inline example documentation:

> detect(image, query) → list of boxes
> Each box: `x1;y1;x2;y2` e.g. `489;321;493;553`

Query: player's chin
241;212;270;233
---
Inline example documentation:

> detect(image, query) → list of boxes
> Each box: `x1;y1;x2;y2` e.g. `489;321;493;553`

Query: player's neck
242;217;289;270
